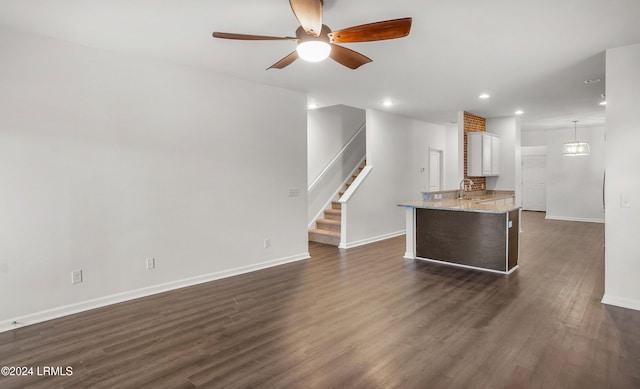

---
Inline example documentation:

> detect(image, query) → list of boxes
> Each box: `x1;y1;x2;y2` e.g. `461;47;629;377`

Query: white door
522;154;547;211
428;149;442;192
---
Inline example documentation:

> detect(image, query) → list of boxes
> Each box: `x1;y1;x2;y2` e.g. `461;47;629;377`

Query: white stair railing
307;123;366;227
308;122;366;192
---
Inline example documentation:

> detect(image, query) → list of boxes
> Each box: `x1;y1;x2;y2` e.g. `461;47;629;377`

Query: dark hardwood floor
1;211;639;388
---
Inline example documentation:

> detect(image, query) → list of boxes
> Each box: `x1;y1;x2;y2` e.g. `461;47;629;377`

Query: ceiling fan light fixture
296;41;331;62
212;5;412;70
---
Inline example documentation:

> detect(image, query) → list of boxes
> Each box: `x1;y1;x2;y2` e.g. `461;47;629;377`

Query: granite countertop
398;194;520;214
456;193;515;202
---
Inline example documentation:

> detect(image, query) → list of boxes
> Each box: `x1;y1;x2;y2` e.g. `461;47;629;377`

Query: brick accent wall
463;111;486;191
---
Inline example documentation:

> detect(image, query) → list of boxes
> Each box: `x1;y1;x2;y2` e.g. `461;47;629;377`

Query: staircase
308;160;366;246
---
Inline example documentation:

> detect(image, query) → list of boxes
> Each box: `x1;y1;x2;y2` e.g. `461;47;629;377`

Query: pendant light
562;120;590;156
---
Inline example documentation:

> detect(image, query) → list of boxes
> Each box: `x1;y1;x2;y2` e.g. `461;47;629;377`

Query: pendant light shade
562;120;590;156
561;141;591;156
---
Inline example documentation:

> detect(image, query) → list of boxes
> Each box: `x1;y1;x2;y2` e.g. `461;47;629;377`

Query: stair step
308;162;366;247
324;208;341;220
308;228;340;246
316;218;341;232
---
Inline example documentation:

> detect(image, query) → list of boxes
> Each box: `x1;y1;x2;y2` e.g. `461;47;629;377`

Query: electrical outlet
146;258;155;270
71;269;82;284
264;239;270;249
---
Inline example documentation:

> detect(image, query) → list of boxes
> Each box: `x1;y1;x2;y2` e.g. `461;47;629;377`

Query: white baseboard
339;230;405;249
545;215;605;223
601;294;640;312
0;252;310;334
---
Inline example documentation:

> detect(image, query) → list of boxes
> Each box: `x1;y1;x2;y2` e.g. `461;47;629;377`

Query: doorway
428;148;443;192
522;148;547;211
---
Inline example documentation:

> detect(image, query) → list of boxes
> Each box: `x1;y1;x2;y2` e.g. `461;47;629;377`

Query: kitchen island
399;195;520;274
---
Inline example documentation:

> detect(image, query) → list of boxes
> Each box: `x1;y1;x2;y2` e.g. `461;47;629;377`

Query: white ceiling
1;0;639;130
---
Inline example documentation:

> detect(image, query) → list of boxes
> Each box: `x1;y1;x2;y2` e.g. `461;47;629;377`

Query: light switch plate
621;195;631;208
288;188;300;197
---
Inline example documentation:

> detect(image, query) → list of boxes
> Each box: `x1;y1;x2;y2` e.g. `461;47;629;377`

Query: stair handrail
308;122;366;192
339;164;372;203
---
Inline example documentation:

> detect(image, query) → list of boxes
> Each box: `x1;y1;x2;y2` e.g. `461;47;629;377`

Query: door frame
521;146;547;211
428;148;444;192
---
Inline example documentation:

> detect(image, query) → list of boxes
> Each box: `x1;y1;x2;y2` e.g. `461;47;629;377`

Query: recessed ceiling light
307;103;318;110
383;100;393;107
584;78;601;84
479;93;490;99
599;101;607;106
515;110;524;115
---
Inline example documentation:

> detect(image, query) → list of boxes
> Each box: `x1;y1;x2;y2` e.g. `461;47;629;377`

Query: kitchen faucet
458;178;474;199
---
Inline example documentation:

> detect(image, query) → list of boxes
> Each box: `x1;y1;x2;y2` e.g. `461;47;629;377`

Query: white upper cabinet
490;134;500;175
467;132;500;177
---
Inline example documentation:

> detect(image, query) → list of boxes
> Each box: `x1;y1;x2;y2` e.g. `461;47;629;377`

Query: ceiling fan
212;0;412;70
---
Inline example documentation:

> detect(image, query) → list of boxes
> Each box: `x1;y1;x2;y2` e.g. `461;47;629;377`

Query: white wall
603;43;640;311
486;116;522;204
341;110;447;247
522;126;605;222
445;124;459;190
307;105;365;186
456;111;466;184
307;105;365;225
0;28;309;329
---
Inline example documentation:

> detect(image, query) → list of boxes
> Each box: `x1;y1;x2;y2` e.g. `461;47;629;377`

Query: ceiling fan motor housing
296;24;332;43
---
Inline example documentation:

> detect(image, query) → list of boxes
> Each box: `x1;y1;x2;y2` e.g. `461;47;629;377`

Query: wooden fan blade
213;32;297;41
289;0;323;37
329;44;372;69
268;51;299;69
328;17;412;43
